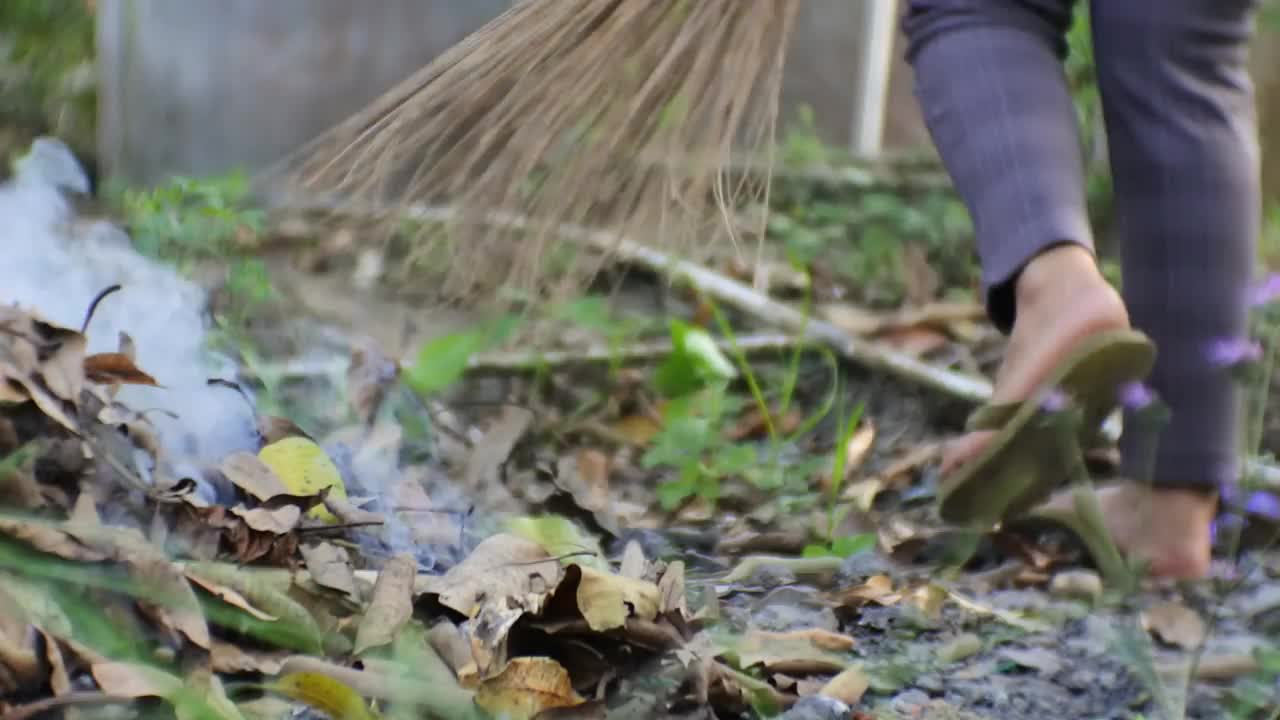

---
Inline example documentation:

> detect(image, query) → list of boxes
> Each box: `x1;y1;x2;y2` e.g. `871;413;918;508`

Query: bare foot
1037;484;1216;580
941;245;1130;476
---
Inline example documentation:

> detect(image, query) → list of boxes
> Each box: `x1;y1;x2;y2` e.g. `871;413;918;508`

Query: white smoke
0;138;258;476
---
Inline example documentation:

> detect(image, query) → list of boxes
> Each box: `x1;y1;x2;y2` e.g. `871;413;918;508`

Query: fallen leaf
570;565;661;632
876;326;949;357
474;657;587;720
422;533;561;617
354;553;416;655
618;540;648;579
901;241;940;306
300;542;358;599
220;453;291;502
127;554;212;650
463;405;534;489
40;629;71;696
937;633;983;664
819;304;883;336
270;672;378;720
657;561;688;618
258;437;348;523
727;629;850;675
0;517;107;562
346;344;400;426
837;574;896;607
999;647;1063;676
1142;601;1206;650
231;504;301;534
820;665;869;706
322;495;385;526
211;641;286;675
185;563;325;654
426;620;475;676
760;629;856;653
726;406;803;442
842;422;876;480
92;661;184;698
609;414;662;446
506;515;607;572
83;352;160;386
554;449;611;514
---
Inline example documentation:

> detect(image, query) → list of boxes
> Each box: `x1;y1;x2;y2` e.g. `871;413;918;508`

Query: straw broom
272;0;803;308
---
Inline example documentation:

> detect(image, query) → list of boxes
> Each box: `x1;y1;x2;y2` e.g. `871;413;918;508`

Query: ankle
1015;245;1111;307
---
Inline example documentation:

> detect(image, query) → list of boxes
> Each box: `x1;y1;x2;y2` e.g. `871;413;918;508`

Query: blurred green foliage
0;0;95;140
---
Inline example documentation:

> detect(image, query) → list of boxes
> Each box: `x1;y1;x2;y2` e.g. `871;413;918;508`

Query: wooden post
852;0;900;158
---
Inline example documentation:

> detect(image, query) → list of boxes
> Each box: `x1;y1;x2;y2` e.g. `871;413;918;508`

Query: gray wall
97;0;913;186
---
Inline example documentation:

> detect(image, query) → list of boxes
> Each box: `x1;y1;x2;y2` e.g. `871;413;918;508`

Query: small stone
890;689;932;714
915;673;946;693
937;633;983;664
1050;569;1103;602
778;695;851;720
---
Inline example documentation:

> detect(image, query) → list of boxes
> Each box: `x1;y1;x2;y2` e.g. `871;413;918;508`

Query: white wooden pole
852;0;900;158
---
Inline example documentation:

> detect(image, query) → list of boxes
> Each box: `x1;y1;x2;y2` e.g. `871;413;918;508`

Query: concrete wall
97;0;895;186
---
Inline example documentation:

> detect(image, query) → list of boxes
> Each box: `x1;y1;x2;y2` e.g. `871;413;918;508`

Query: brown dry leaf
608;414;663;446
220;452;291;502
618;540;648;579
726;406;803;442
463;406;535;489
999;647;1062;676
843;422;876;479
871;443;940;490
818;303;883;336
426;620;475;676
391;468;457;546
183;572;278;621
474;657;587;720
876;326;949;357
837;574;896;607
554;449;610;513
731;629;850;675
468;601;526;678
422;533;560;616
571;565;661;632
300;542;358;599
820;665;869;706
127;554;212;650
657;560;688;618
1142;601;1206;650
322;495;385;526
210;641;286;675
901;242;940;307
354;553;416;655
762;629;856;653
83;352;161;386
39;629;71;696
92;661;183;698
346;344;400;426
0;603;42;693
0;518;107;562
231;504;302;534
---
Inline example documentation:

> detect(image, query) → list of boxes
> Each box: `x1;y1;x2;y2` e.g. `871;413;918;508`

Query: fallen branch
251;332;799;382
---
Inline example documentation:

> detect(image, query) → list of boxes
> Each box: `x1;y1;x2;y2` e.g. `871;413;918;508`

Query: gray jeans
903;0;1263;492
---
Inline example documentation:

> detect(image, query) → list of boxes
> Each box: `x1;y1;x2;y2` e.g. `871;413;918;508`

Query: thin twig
1;692;132;720
81;284;123;334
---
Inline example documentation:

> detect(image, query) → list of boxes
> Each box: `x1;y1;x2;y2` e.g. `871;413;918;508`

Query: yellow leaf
474;657;586;720
270;672;379;720
258;437;348;523
820;665;869;706
573;566;660;631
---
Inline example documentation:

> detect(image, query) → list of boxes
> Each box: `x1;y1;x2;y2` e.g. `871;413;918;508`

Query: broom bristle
272;0;803;309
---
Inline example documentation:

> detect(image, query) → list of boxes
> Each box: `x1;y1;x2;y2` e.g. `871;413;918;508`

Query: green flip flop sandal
938;328;1156;527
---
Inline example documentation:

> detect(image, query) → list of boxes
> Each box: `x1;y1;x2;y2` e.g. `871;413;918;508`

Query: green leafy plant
404;314;522;398
114;172;266;264
0;0;96;145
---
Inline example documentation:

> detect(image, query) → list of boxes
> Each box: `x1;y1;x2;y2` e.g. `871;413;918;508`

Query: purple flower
1245;491;1280;520
1039;387;1070;413
1248;273;1280;307
1206;337;1263;368
1117;381;1155;410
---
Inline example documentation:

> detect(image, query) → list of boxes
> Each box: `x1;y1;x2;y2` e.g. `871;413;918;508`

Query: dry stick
252;332;797;381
